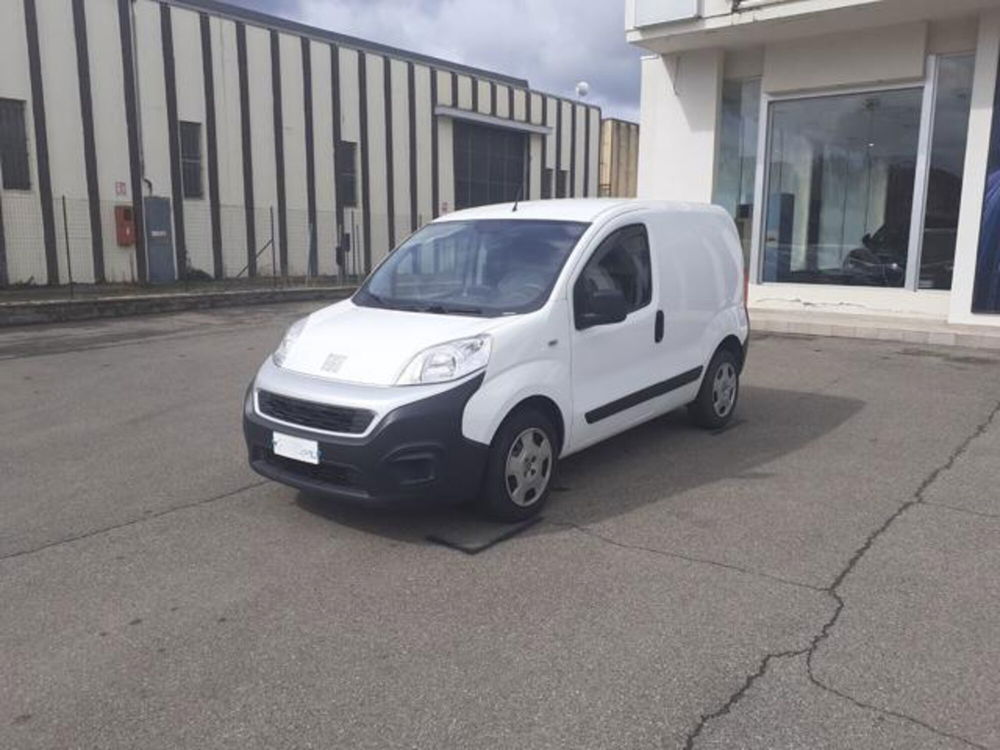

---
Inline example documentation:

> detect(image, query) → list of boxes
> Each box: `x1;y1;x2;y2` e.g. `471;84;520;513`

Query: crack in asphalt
566;399;1000;750
682;650;808;750
0;480;269;563
549;519;827;594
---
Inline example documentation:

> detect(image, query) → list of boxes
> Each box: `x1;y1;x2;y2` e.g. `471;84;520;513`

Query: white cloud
245;0;641;120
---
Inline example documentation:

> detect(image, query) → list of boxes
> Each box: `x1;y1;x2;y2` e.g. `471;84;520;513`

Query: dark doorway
453;121;526;210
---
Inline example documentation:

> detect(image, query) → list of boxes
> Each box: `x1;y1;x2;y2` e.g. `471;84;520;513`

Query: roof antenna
512;184;523;213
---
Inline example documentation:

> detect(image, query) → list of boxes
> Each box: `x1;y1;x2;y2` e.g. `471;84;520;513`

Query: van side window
574;224;652;321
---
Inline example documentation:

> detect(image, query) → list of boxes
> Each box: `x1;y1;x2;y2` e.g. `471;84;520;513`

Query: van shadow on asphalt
295;386;864;546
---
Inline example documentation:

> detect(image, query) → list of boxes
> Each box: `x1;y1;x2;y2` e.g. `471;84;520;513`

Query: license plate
272;432;320;465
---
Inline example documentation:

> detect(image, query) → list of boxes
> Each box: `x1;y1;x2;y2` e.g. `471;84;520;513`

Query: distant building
627;0;1000;328
599;118;640;198
0;0;602;286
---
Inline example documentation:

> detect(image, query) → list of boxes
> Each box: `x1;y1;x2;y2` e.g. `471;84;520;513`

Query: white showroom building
0;0;602;286
629;0;1000;328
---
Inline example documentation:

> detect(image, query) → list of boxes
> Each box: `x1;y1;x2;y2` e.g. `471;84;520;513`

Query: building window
920;54;975;291
714;79;760;264
337;140;358;207
555;169;568;198
179;121;203;199
542;168;553;199
574;224;652;328
761;88;923;287
453;121;525;209
0;98;30;190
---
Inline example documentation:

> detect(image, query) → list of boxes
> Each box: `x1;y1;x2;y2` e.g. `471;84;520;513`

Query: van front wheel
477;408;558;521
689;349;740;429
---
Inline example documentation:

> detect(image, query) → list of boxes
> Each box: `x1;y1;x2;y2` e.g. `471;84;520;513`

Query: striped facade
0;0;602;286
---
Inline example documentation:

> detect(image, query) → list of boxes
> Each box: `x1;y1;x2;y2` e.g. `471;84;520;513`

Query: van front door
569;222;666;450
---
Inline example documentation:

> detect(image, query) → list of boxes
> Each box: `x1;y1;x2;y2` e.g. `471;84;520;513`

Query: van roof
434;199;724;224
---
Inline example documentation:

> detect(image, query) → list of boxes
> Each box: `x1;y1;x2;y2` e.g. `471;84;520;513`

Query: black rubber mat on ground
426;515;542;555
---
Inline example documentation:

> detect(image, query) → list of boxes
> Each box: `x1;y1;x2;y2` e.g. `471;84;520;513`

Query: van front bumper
243;374;488;507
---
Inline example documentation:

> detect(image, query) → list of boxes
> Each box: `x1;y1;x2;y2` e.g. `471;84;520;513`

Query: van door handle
654;310;664;343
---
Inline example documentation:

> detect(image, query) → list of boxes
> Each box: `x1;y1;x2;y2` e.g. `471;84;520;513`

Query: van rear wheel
477;408;558;521
689;348;740;429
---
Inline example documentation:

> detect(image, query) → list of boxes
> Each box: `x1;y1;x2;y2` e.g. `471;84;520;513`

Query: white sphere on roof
575;81;590;98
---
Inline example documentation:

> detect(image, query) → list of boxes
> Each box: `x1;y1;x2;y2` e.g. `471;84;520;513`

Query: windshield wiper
418;303;484;316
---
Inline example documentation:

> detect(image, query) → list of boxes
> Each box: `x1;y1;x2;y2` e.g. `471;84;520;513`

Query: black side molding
585;367;703;425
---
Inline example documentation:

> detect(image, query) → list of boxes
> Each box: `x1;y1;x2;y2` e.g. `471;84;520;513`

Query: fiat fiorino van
243;199;749;520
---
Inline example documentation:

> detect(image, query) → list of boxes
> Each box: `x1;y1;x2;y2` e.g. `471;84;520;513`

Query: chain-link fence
0;195;427;296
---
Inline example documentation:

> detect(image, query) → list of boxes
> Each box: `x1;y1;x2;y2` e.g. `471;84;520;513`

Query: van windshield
354;219;590;317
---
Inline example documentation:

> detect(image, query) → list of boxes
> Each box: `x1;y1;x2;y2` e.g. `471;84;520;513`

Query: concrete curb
0;286;356;327
751;310;1000;351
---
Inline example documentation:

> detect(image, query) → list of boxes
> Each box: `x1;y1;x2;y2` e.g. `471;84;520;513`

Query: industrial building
629;0;1000;329
0;0;615;286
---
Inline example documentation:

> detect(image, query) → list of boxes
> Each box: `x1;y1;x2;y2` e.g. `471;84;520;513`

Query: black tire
477;408;559;521
689;348;740;429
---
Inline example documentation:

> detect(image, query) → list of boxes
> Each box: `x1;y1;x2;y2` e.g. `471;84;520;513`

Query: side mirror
577;289;629;330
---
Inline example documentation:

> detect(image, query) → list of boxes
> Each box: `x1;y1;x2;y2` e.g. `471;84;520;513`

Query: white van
243;199;748;520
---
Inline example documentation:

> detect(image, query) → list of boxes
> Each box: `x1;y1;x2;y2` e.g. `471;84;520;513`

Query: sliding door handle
654;310;664;343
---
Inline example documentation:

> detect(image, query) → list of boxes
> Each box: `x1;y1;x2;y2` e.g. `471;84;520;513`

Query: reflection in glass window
714;79;760;265
921;55;975;290
762;89;923;287
575;225;652;321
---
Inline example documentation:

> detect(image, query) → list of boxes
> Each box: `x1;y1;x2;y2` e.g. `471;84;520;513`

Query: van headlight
272;317;308;368
397;335;492;385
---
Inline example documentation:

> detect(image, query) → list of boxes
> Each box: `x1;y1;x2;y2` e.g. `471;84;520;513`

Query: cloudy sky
227;0;643;120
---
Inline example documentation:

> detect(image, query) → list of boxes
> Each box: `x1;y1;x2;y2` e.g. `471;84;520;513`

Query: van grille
257;390;375;435
260;450;357;488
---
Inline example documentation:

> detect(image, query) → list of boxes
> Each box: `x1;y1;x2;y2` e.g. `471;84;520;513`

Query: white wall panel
172;7;213;276
0;0;43;284
245;25;278;274
134;1;171;207
496;84;509;118
589;108;601;197
210;16;246;277
476;79;490;114
514;90;528;122
364;53;389;265
37;0;93;283
311;41;335;276
337;48;360;142
414;64;433;227
528;132;542;200
389;58;410;243
279;33;308;276
560;101;573;180
574;103;586;197
541;96;555;180
435;70;452;106
88;0;135;282
437;117;455;214
457;75;473;109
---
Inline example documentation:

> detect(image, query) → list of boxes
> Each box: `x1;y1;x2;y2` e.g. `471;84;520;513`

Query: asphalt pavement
1;303;998;749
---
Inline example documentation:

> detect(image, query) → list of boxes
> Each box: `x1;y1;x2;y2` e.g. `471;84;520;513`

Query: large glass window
355;219;588;317
179;121;203;199
762;88;923;287
574;225;652;327
921;55;975;290
336;140;358;208
453;122;526;209
714;79;760;264
0;98;30;190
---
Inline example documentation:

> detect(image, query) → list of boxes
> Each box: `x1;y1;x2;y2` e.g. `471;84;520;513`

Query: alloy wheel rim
505;428;553;507
712;362;738;418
